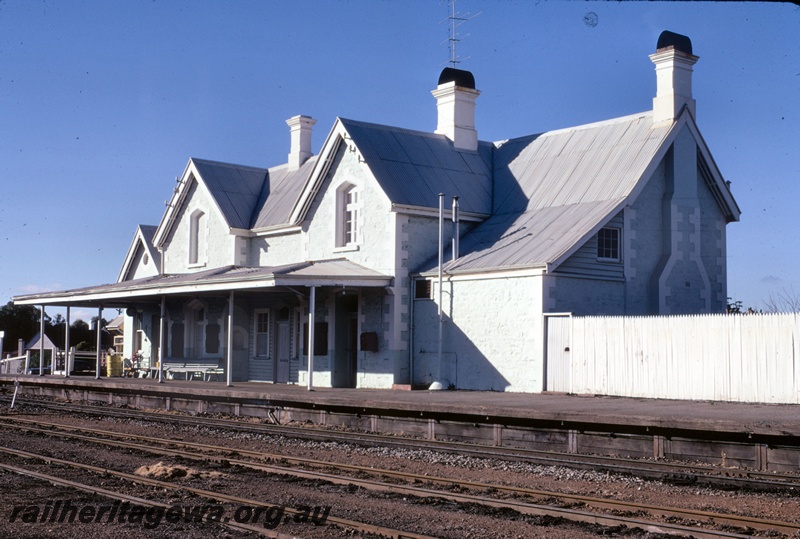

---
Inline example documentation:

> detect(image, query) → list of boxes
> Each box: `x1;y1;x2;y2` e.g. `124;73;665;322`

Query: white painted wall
125;243;159;281
161;180;236;273
414;273;544;392
300;143;403;388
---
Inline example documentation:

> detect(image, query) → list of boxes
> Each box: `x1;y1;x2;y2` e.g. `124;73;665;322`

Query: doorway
275;307;291;383
333;294;358;388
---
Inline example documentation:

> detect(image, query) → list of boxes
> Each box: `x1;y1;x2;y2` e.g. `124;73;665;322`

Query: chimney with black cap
650;31;699;124
432;67;480;151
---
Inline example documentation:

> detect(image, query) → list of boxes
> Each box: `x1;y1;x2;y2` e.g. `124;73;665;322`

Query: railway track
5;395;800;492
0;445;436;539
1;414;797;538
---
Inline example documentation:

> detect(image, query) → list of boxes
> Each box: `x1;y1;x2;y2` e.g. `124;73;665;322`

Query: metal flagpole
437;193;444;388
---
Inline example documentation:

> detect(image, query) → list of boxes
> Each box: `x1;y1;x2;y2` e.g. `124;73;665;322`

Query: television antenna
442;0;480;68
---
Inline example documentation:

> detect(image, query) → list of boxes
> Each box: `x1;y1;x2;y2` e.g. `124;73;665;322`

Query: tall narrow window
255;310;270;358
597;227;621;262
189;209;206;265
336;184;360;247
344;188;358;245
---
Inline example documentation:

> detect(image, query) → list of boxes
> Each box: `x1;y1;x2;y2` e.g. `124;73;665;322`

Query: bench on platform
163;362;224;382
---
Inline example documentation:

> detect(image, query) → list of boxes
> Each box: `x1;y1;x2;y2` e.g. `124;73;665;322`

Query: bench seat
163;363;223;381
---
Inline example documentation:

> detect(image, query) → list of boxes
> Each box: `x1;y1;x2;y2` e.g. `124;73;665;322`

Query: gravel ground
1;400;799;538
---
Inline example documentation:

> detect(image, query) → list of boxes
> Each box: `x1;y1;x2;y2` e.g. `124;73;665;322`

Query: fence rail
552;313;800;404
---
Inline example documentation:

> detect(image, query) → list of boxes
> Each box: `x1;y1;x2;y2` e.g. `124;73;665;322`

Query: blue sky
0;0;798;320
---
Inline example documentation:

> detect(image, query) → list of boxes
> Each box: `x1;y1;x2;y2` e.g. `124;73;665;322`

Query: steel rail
6;396;800;491
1;417;795;537
0;443;756;539
0;462;296;538
0;446;436;539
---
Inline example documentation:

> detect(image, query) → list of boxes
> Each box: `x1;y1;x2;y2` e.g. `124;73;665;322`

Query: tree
0;302;40;355
763;287;800;313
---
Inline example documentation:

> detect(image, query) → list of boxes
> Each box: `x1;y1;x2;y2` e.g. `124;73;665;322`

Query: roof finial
443;0;480;68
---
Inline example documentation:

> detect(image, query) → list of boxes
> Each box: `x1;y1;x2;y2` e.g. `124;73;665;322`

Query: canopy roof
14;259;392;308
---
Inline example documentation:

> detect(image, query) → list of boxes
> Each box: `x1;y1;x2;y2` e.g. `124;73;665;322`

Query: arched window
336;184;359;247
189;209;206;265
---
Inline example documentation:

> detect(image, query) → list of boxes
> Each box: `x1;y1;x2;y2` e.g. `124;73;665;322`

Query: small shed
24;332;59;372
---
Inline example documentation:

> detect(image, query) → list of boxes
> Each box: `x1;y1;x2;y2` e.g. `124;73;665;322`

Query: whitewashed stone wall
414;274;544;392
161;180;235;273
250;232;302;267
547;275;625;315
625;160;666;314
299;144;400;387
126;244;159;281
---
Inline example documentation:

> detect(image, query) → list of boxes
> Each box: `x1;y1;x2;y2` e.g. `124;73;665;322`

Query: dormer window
189;209;206;266
335;184;360;248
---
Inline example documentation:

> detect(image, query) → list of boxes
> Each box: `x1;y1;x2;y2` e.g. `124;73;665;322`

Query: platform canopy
13;258;392;308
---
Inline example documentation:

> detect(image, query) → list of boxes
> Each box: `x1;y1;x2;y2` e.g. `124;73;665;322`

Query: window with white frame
336;184;360;247
254;310;270;358
597;227;621;262
189;209;206;266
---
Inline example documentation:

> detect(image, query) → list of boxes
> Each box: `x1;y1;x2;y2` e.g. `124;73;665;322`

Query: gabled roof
251;157;317;230
106;314;124;332
191;158;267;230
290;118;494;224
117;224;161;282
153;156;317;245
25;331;57;351
339;118;493;215
419;109;739;275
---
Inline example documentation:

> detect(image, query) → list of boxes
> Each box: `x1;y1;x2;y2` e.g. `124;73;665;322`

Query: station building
14;31;739;391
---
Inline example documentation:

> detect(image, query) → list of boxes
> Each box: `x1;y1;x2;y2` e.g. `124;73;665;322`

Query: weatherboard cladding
555;210;625;279
340;118;493;215
428;199;624;274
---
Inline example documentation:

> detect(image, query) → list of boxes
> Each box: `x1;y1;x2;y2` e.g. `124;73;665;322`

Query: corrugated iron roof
422;199;625;274
340;118;493;215
251;157;317;229
494;112;670;214
192;158;267;230
418;112;673;274
13;259;391;306
191;157;316;231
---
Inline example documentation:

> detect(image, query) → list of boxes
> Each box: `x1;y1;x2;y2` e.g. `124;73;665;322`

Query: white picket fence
551;313;800;404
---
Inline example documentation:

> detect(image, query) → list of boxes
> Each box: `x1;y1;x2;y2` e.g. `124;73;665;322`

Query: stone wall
413;273;543;392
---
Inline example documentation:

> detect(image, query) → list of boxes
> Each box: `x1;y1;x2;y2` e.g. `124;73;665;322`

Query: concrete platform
2;374;798;438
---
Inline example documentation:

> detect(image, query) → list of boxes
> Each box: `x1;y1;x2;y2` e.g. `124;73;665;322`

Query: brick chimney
286;115;316;170
650;31;699;124
432;67;480;151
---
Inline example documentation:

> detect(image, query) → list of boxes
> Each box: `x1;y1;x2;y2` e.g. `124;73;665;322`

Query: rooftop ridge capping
656;30;693;56
190;157;268;173
338;117;494;147
497;111;655;146
191;155;319;178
